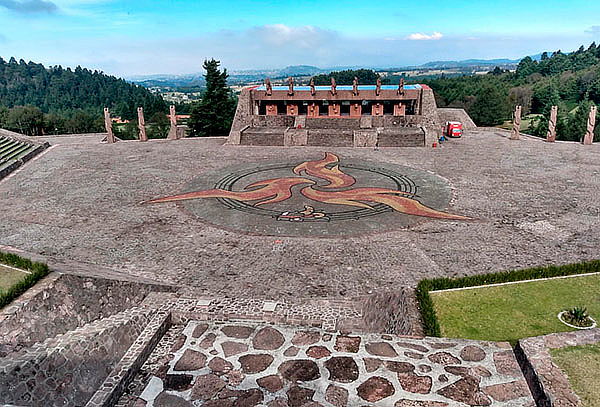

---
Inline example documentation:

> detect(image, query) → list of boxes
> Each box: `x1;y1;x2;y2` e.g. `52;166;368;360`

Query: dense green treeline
421;43;600;140
0;57;167;136
312;69;380;86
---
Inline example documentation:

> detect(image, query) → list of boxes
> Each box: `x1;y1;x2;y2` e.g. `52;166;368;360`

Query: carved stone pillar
394;103;406;117
328;104;341;117
167;105;178;140
583;105;597;145
137;107;147;142
266;104;278;116
307;103;319;118
510;105;522;140
350;103;362;117
546;105;558;142
286;104;298;116
103;108;115;143
371;103;384;116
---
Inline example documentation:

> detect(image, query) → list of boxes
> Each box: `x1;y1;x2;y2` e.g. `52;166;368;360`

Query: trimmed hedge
417;260;600;337
0;250;50;309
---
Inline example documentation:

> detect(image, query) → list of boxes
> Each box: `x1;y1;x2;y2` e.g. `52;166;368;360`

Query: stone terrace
0;131;599;302
118;320;535;406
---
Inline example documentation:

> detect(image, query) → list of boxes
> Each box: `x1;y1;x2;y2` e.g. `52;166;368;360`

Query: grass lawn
430;274;600;344
551;343;600;407
0;264;30;293
498;114;542;133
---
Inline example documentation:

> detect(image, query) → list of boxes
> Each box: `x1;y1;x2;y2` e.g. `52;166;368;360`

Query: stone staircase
0;306;155;406
0;130;49;180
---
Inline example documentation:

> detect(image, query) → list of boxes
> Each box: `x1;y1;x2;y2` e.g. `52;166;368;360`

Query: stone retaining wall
437;108;477;129
517;328;600;407
0;307;153;406
0;273;172;357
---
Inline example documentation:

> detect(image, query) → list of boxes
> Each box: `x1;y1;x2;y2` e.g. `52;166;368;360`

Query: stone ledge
516;328;600;407
85;311;171;407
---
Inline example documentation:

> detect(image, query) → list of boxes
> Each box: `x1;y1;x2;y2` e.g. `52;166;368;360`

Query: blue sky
1;0;599;76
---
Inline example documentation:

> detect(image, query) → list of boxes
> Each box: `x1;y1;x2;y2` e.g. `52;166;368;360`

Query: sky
0;0;599;77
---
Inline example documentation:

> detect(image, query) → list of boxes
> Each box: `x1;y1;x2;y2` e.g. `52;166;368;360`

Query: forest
0;57;167;136
312;43;600;141
2;43;600;141
419;43;600;141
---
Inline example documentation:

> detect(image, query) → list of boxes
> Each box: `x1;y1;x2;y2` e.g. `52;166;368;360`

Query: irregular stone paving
2;133;599;301
125;321;535;406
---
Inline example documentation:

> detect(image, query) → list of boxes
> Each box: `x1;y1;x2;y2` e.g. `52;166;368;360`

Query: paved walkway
120;321;535;407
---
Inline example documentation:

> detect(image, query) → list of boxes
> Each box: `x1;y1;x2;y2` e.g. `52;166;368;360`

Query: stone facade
228;84;445;147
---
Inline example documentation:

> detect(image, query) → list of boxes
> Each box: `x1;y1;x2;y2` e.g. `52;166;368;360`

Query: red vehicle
444;121;463;138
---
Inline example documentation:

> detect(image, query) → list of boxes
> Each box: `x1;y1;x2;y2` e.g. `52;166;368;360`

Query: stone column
103;108;115;143
286;104;298;116
371;103;384;116
167;105;178;140
328;104;341;117
546;105;558;142
510;105;522;140
266;104;278;116
137;107;148;142
394;103;406;116
582;105;597;145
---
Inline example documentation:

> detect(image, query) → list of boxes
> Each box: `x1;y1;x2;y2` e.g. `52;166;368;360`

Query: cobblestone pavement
119;320;535;406
0;133;599;300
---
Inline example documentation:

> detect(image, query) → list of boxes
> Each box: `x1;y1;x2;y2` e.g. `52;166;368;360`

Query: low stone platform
119;321;534;406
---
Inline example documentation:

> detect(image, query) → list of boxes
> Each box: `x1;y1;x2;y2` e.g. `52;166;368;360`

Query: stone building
228;80;449;147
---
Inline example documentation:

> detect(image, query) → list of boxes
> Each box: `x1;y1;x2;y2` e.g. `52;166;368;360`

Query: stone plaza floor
1;131;599;304
118;320;534;406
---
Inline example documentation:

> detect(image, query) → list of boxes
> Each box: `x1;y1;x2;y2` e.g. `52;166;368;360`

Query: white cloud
585;26;600;35
248;24;336;49
0;0;57;13
406;31;443;41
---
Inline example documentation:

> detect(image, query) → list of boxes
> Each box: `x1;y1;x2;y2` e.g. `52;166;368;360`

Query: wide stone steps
0;139;34;163
0;132;49;180
0;306;154;406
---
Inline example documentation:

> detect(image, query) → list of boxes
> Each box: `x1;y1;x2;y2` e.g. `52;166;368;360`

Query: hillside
418;43;600;141
0;57;166;119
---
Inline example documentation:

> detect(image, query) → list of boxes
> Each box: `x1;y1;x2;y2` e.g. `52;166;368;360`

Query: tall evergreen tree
188;59;236;137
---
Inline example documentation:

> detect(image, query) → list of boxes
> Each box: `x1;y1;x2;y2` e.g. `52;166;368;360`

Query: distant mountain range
127;55;540;89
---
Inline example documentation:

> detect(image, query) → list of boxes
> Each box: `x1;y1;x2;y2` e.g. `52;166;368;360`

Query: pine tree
564;100;594;142
188;59;236;137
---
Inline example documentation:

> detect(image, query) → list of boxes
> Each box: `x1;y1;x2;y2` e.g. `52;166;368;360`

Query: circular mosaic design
147;153;468;237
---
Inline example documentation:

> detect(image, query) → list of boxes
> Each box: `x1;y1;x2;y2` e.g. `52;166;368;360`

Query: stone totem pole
103;108;115;144
546;105;558;142
352;77;359;96
137;107;148;142
265;78;272;96
583;105;597;145
167;105;178;140
510;105;522;140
